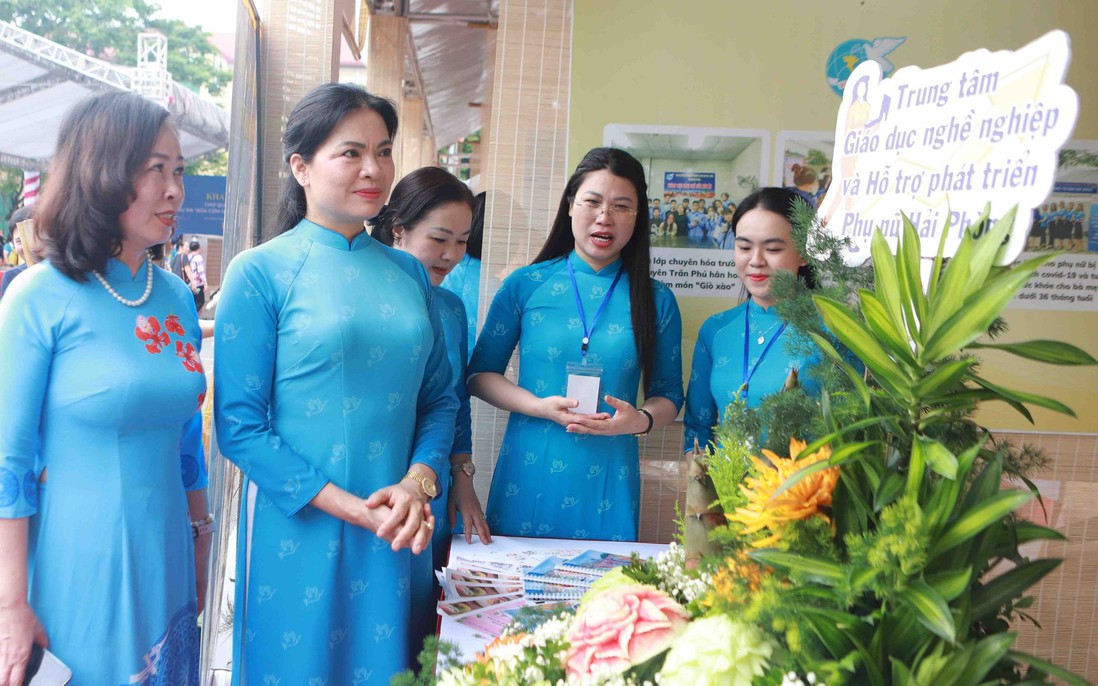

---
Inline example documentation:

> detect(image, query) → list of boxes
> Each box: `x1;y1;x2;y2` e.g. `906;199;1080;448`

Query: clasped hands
356;479;434;554
536;394;647;436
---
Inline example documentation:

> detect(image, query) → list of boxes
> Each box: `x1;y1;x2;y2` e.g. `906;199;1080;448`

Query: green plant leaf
970;374;1077;418
963;205;1015;290
875;472;905;512
890;658;916;686
814;295;914;401
924;440;984;533
797;416;897;462
925;207;953;305
1008;650;1092;685
1013;522;1067;544
900;579;956;643
930;489;1035;558
808;331;871;411
926;567;972;602
970;558;1062;622
911;358;977;402
871;229;908;338
898;216;928;336
749;550;845;585
947;632;1017;686
915;435;958;480
771;441;877;498
921;252;1056;364
802;608;861;658
967;206;1017;294
860;289;920;368
968;340;1098;366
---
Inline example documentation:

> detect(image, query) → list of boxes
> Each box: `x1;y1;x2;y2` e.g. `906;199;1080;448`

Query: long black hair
466;191;486;260
370;167;475;246
533;147;657;390
732;187;818;289
275;83;398;235
38;92;171;281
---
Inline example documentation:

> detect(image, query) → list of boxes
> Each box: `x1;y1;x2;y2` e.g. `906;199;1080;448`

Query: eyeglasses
573;198;638;218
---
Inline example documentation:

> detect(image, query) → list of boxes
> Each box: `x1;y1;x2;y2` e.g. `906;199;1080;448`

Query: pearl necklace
92;253;154;307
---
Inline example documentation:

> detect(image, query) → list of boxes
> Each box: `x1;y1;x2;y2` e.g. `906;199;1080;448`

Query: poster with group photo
603;124;769;298
1011;140;1098;312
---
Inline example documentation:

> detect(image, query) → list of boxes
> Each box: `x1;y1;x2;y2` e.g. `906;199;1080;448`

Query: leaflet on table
452;599;529;637
560;550;635;577
437;594;525;617
524;579;588;601
522;556;595;587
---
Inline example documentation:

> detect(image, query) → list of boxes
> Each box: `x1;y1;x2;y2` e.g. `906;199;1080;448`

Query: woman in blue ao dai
441;191;486;363
371;166;495;656
469;148;684;542
0;92;209;685
684;187;826;452
214;84;457;685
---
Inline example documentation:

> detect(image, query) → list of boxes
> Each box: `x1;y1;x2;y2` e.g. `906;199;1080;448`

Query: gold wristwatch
451;460;476;477
402;471;439;500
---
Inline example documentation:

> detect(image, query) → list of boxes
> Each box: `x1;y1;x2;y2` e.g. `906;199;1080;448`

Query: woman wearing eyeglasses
467;147;683;541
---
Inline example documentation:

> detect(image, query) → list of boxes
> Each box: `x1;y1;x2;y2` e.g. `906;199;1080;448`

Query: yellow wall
570;0;1098;432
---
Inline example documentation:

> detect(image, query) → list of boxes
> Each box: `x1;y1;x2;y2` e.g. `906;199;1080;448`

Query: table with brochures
437;534;668;660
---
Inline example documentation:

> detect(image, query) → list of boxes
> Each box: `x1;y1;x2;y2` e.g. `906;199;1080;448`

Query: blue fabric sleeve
467;270;525;378
647;281;685;410
180;411;208;491
213;254;330;517
683;315;720;452
451;297;473;456
411;288;460;477
0;272;60;518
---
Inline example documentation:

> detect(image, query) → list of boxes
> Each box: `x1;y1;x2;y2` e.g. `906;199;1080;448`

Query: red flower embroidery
135;316;170;354
175;340;205;373
197;389;207;411
164;314;186;336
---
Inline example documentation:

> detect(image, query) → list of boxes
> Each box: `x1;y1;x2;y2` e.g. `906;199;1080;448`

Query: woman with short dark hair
214;83;457;684
0;91;208;685
468;147;684;541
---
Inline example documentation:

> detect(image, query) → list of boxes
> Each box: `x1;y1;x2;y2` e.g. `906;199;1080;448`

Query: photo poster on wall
773;131;835;203
1011;140;1098;312
602;124;769;298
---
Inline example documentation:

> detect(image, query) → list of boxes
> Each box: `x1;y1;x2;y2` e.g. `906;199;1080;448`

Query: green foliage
702;205;1094;684
392;636;464;686
0;0;231;95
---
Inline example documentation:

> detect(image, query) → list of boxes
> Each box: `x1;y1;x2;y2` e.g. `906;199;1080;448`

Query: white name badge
565;362;603;414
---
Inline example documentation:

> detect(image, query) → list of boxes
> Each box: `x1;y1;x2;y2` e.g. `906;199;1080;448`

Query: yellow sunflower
727;438;838;547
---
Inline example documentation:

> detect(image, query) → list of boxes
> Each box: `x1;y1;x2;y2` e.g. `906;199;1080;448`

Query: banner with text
818;30;1079;265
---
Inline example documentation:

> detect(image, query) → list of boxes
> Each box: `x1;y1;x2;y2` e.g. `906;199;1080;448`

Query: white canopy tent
0;20;229;171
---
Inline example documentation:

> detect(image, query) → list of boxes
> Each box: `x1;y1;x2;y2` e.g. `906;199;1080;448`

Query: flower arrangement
404;205;1095;686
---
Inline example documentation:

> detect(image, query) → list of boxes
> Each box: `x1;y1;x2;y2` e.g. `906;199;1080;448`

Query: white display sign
819;30;1079;265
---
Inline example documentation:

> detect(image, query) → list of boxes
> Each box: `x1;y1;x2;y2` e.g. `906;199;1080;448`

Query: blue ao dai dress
0;259;207;684
409;286;472;655
683;299;824;451
214;220;457;685
440;253;482;363
468;253;684;541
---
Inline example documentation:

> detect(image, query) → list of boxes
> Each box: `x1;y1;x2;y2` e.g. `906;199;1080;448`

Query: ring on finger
422;520;434;531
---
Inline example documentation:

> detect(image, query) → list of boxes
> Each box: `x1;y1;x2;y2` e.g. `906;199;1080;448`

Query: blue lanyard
567;256;624;357
741;303;787;402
